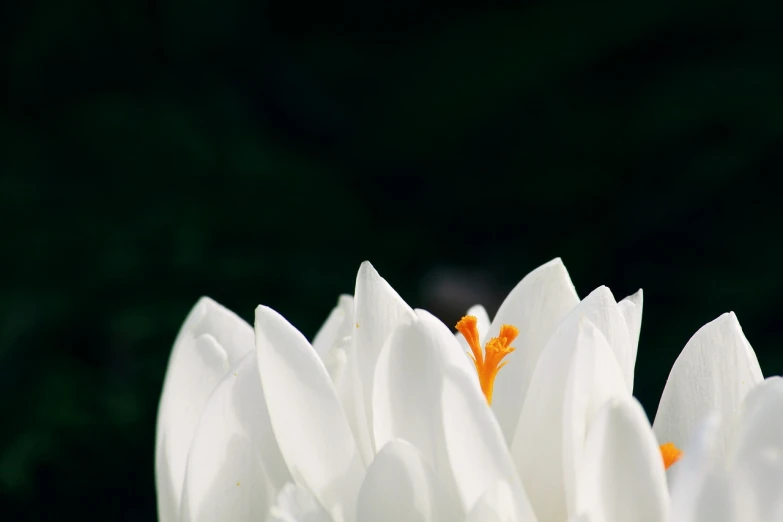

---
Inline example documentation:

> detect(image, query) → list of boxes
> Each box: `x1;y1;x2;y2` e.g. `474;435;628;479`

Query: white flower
155;259;781;522
567;314;783;522
653;315;782;522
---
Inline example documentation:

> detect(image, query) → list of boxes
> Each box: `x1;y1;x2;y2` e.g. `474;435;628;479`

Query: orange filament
456;316;518;405
659;442;682;470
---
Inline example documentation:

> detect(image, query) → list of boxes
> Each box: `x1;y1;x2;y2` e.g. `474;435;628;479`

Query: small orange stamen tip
498;324;519;344
456;315;483;364
455;315;478;339
455;318;518;406
660;442;682;470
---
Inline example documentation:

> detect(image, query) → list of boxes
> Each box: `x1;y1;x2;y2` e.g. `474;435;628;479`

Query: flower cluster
155;259;782;522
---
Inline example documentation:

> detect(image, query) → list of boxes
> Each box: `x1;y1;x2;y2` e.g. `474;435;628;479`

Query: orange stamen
659;442;682;470
456;316;483;366
456;316;517;405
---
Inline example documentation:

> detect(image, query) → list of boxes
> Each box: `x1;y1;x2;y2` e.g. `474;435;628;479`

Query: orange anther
659;442;682;470
456;316;517;405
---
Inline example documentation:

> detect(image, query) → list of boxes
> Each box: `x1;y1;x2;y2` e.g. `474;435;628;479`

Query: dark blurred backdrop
1;1;782;520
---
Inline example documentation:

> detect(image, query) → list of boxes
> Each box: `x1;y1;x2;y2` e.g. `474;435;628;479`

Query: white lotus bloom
155;258;778;522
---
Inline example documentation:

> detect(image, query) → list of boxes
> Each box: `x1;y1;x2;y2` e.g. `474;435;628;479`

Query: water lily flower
155;258;779;522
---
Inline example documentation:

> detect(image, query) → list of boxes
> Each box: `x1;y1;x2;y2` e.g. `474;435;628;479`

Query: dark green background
2;1;781;520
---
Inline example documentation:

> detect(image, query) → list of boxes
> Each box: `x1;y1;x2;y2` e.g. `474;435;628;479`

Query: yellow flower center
456;315;517;405
659;442;682;470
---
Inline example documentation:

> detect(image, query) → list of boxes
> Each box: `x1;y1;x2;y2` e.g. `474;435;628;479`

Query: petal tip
254;304;278;325
358;260;376;274
546;256;565;267
586;285;616;302
189;296;218;320
712;311;741;332
195;295;217;308
536;257;569;276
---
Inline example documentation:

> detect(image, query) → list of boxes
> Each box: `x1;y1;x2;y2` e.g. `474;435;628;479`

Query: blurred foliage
1;0;782;520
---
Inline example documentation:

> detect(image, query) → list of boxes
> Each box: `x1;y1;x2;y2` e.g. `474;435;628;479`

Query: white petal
576;397;669;522
352;261;416;462
574;286;634;391
732;376;783;460
510;287;628;522
687;473;736;522
181;350;290;522
357;439;460;522
732;446;783;522
156;297;254;522
562;319;628;516
373;309;473;502
255;306;364;522
266;483;333;522
730;377;783;522
567;515;594;522
468;304;491;341
486;258;580;443
321;339;349;385
652;313;763;459
618;289;643;379
333;339;363;460
441;366;537;521
464;480;520;522
312;295;354;361
668;415;725;522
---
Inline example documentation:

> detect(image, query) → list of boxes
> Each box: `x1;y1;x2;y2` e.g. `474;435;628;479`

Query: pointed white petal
465;480;524;522
255;306;364;521
510;287;629;522
373;309;473;498
486;258;580;443
653;313;763;459
181;350;291;522
312;295;354;361
441;366;537;521
573;286;634;391
576;397;669;522
357;439;460;522
352;261;416;462
266;483;333;522
618;289;643;377
156;297;254;522
562;319;628;516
